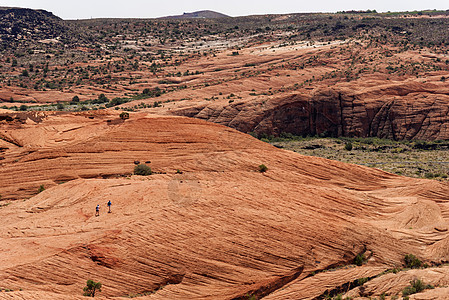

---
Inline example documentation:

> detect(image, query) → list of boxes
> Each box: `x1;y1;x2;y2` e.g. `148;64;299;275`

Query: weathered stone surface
167;79;449;141
1;112;449;298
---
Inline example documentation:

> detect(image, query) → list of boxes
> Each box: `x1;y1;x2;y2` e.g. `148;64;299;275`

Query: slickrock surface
344;266;449;299
1;111;449;299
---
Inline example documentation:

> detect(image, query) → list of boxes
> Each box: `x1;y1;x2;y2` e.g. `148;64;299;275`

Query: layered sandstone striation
167;78;449;141
0;112;449;298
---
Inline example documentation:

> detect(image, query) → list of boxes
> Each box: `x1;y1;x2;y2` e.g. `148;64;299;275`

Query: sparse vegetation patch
134;164;152;176
269;136;449;180
258;164;268;173
83;279;102;297
404;254;423;269
402;279;433;297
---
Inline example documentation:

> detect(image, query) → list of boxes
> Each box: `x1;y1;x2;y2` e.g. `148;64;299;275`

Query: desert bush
92;93;108;104
83;279;102;297
106;97;130;108
354;253;366;266
358;277;369;285
404;254;422;269
424;172;435;179
258;164;268;173
119;112;129;120
142;87;162;97
402;279;433;297
37;185;45;194
344;142;353;151
134;164;152;176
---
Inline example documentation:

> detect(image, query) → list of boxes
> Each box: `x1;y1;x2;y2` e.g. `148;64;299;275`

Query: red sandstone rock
165;79;449;141
1;112;449;298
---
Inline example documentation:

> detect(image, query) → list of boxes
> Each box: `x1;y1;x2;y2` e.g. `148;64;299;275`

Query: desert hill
104;41;449;141
0;111;449;298
2;8;449;298
0;7;70;49
161;10;230;19
2;9;449;142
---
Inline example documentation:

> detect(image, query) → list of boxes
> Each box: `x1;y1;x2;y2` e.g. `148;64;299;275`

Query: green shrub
83;279;102;297
404;254;422;269
98;94;108;103
258;164;268;173
37;185;45;194
425;172;435;179
120;112;129;120
358;277;369;285
344;142;353;151
402;279;433;297
354;253;366;266
134;164;152;176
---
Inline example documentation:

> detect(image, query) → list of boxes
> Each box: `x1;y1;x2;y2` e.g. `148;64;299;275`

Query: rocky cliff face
170;79;449;141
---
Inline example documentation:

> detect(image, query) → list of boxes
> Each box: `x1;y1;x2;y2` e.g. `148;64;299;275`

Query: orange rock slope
0;111;449;299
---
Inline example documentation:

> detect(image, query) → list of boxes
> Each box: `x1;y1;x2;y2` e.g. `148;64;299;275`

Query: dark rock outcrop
161;10;230;19
0;7;70;49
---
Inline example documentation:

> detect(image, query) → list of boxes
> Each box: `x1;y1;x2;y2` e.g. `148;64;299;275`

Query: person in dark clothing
95;204;100;217
107;200;111;213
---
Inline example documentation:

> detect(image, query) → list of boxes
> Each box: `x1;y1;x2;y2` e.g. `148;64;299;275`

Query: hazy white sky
0;0;447;19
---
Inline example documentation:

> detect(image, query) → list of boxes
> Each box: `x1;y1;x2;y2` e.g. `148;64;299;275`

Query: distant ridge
0;7;64;44
161;10;230;19
0;7;87;50
0;6;59;18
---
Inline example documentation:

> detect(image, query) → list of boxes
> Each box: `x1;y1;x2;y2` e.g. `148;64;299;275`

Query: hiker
95;204;100;217
107;200;111;213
